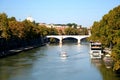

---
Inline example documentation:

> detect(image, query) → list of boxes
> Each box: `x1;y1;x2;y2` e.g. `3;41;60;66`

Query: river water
0;42;120;80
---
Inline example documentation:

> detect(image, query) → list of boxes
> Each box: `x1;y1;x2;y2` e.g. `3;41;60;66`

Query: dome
26;16;34;22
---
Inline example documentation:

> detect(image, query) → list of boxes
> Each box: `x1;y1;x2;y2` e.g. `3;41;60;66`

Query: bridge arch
80;37;89;43
62;36;78;40
46;35;62;44
47;37;59;43
62;37;77;43
46;35;90;44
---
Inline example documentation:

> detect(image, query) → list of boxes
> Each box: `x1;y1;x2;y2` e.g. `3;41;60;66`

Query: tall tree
0;13;11;39
89;5;120;71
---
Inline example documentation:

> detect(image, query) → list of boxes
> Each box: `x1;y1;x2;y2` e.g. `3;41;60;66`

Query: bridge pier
77;39;81;44
59;38;62;44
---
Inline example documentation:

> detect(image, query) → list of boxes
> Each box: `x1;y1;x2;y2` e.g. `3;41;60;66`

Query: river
0;42;120;80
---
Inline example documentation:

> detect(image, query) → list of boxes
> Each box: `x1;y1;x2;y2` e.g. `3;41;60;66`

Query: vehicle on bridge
90;42;102;59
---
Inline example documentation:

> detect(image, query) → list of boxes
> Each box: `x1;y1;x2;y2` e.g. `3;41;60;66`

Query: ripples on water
0;42;120;80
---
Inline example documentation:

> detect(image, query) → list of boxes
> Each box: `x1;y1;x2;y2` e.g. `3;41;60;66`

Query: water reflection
0;42;120;80
91;59;102;67
91;59;120;80
59;43;62;48
103;54;113;69
77;43;81;47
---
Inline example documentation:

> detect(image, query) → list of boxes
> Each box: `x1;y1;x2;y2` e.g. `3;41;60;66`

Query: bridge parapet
46;35;90;44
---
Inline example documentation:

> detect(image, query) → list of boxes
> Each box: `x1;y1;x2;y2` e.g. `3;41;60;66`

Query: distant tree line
57;23;88;35
89;5;120;71
64;27;88;35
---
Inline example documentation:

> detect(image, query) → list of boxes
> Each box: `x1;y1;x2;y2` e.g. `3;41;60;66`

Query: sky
0;0;120;27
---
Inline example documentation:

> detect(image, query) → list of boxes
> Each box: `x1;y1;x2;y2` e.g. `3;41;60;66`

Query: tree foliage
67;23;77;28
0;13;60;52
64;27;88;35
89;5;120;71
0;13;59;40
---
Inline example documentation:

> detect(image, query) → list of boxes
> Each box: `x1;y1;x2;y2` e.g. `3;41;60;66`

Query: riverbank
0;43;45;58
0;37;46;58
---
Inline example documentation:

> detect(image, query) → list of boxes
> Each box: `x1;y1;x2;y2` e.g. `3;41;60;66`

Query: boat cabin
90;42;102;59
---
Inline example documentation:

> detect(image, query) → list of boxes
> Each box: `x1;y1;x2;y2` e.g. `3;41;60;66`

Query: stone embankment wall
0;37;45;58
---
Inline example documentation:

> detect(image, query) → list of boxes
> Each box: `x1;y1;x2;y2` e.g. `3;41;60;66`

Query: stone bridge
46;34;90;44
46;30;91;44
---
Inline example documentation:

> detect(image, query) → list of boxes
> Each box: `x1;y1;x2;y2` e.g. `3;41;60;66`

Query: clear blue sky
0;0;120;27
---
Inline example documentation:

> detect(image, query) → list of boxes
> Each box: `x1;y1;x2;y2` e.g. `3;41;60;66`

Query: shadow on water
91;59;120;80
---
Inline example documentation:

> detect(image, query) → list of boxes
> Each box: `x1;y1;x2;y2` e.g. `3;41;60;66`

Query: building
26;16;34;22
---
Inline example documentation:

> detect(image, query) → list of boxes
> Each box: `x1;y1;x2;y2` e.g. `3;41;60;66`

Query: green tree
37;24;51;37
0;13;8;27
89;5;120;71
67;23;77;28
8;17;16;22
64;27;78;35
0;13;11;39
9;21;26;39
48;27;58;35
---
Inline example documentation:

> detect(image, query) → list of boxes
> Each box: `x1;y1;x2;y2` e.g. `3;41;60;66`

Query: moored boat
90;42;102;59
